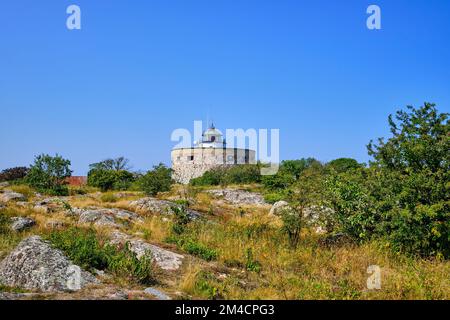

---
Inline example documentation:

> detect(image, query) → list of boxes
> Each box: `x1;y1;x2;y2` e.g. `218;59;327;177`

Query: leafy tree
138;163;173;196
0;167;29;182
89;157;131;171
366;103;449;257
87;169;134;191
326;158;363;173
262;158;320;191
367;103;449;173
26;154;72;195
87;169;116;192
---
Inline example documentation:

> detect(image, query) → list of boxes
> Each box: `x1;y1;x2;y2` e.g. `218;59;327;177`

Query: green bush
262;158;320;191
25;154;72;196
47;227;155;284
190;168;225;186
245;248;262;273
138;163;173;196
87;169;135;192
190;165;261;186
171;205;191;235
280;205;303;249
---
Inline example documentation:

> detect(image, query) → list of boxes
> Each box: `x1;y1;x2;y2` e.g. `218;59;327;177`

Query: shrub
190;168;224;186
87;169;135;192
280;205;303;249
166;236;218;261
47;227;155;284
25;154;72;196
262;158;320;191
245;248;262;273
194;271;221;299
366;103;450;258
138;163;173;196
190;165;261;186
171;205;191;235
0;167;29;182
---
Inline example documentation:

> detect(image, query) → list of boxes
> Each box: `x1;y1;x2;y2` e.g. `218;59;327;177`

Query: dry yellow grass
1;187;448;300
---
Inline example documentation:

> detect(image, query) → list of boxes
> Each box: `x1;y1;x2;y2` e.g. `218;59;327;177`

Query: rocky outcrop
0;236;97;292
144;287;172;300
268;201;291;216
207;189;267;206
129;198;201;219
109;231;184;271
32;198;68;214
0;190;26;203
68;207;143;227
10;217;35;232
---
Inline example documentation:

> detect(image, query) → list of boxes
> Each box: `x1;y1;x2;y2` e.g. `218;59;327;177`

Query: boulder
109;231;184;271
0;190;26;203
0;236;97;292
144;287;171;300
10;217;35;232
69;207;143;227
207;189;266;206
0;182;10;188
268;201;291;216
33;198;68;214
129;198;201;219
45;220;66;230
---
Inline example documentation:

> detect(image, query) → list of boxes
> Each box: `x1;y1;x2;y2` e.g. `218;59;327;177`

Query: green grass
46;227;156;285
166;235;218;261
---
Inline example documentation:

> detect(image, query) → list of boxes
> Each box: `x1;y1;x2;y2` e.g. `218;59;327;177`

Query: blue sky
1;0;449;175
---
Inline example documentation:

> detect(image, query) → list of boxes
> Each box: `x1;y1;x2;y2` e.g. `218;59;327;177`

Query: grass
8;185;35;200
168;211;450;300
100;192;118;203
1;186;449;300
46;227;156;285
0;209;29;259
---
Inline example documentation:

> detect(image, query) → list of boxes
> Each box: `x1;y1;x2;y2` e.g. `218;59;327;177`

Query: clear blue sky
1;0;449;175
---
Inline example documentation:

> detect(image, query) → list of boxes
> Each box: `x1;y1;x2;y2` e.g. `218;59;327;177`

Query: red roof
66;176;87;186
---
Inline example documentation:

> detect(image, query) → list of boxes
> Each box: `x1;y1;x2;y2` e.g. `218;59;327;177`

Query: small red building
66;176;87;186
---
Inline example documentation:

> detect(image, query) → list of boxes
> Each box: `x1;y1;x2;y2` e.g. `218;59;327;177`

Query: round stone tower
171;124;256;184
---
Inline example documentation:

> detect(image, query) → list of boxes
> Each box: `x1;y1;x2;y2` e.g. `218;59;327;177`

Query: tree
326;158;363;173
0;167;29;182
367;103;449;173
89;157;131;171
366;103;450;257
139;164;173;196
87;169;135;192
26;154;72;195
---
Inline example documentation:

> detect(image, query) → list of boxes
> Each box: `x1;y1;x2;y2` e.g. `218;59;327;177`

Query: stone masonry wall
171;148;256;184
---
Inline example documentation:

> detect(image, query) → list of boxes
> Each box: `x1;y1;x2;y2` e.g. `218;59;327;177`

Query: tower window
211;136;216;142
188;156;194;161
